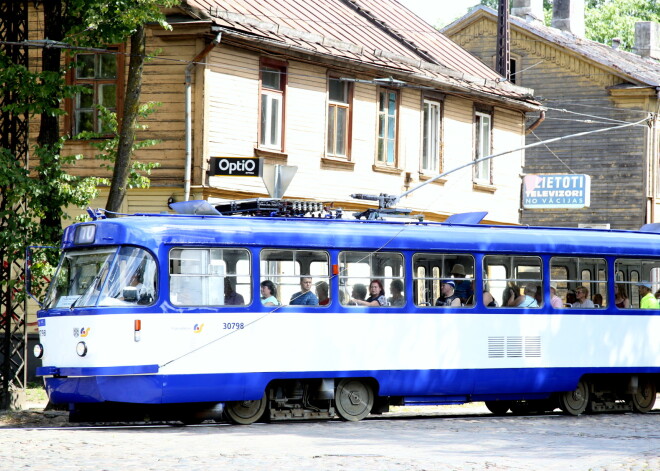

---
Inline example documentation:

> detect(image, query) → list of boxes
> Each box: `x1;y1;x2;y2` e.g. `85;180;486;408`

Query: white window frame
474;111;492;183
377;89;398;166
259;64;286;150
422;99;442;173
327;77;351;158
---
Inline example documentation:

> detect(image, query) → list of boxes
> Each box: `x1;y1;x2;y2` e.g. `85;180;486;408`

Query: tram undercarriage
66;374;656;424
485;374;658;416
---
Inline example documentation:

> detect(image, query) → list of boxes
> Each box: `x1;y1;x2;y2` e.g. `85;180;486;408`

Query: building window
72;49;120;135
260;61;286;150
377;89;398;165
422;99;442;173
327;77;351;158
474;111;492;183
510;57;518;84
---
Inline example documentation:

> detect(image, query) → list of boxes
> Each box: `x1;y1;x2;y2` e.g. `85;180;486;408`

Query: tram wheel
225;394;268;425
484;400;511;416
632;380;657;413
558;379;589;416
334;379;374;421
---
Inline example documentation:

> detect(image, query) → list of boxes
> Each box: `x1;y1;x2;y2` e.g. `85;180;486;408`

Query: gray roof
443;5;660;88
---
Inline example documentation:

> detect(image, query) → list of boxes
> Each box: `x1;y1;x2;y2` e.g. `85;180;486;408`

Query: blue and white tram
35;209;659;423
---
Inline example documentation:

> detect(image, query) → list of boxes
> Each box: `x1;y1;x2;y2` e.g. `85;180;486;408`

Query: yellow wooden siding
21;8;529;225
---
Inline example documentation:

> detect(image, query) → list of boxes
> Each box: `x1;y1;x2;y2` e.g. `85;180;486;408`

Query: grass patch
26;382;48;404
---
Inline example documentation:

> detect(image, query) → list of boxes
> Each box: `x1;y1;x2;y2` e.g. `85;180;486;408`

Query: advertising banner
523;174;591;209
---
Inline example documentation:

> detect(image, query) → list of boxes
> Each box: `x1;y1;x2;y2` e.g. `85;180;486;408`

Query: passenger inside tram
289;276;319;305
316;281;330;306
435;280;461;307
351;280;386;306
224;278;245;305
260;280;280;306
388;279;405;307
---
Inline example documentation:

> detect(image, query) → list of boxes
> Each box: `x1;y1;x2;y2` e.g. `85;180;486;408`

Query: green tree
66;0;178;215
585;0;660;51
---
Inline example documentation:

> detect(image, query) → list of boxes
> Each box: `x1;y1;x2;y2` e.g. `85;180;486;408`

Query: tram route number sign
209;157;263;177
523;174;591;209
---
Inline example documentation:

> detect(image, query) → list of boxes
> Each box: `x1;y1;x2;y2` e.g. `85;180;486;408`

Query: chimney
611;38;621;50
511;0;544;23
635;21;660;60
552;0;585;37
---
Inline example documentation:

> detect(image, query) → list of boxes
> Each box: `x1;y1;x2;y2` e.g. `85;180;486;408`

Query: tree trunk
105;24;146;215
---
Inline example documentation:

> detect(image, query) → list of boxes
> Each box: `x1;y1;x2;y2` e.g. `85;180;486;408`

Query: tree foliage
585;0;660;51
65;0;178;214
480;0;660;51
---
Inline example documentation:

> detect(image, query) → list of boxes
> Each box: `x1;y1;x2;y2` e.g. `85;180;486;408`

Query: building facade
26;0;542;224
444;0;660;229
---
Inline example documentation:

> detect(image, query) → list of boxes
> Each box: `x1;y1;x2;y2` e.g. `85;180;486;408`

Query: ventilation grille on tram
488;336;542;358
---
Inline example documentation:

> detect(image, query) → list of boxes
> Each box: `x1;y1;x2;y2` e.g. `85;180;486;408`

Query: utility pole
0;0;29;410
496;0;511;81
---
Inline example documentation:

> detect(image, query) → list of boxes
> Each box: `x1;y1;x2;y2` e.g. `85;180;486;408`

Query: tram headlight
33;343;44;359
76;341;88;357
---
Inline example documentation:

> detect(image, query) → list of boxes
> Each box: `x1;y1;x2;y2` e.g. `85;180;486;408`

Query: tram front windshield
44;246;157;309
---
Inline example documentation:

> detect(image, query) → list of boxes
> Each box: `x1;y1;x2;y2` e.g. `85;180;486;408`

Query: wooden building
27;0;542;224
443;0;660;229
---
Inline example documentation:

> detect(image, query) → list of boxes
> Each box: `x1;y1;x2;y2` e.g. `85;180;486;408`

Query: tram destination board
209;157;263;177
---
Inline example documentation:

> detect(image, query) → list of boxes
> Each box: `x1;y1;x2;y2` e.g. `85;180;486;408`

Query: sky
398;0;482;27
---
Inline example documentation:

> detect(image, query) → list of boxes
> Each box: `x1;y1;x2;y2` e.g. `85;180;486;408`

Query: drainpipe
184;33;222;201
525;110;546;135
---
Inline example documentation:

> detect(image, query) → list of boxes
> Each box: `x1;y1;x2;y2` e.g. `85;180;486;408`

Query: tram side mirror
123;286;138;302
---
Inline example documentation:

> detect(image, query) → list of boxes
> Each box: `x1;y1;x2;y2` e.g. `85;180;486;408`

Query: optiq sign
209;157;263;177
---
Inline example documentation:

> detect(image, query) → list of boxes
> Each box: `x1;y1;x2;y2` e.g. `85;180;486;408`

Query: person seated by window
571;285;594;308
450;264;473;304
566;289;577;306
483;289;497;307
614;284;630;308
517;285;539;307
550;286;563;308
224;278;245;305
639;283;659;309
316;281;330;306
345;283;367;305
502;284;524;307
290;276;319;305
351;280;386;306
260;280;280;306
592;293;603;307
388;279;405;307
435;280;461;307
534;284;542;305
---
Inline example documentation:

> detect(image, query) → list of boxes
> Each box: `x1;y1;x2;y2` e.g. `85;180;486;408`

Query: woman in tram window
615;284;630;308
260;280;280;306
351;280;386;306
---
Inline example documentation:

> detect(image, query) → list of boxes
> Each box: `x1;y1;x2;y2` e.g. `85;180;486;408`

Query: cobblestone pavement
1;403;658;471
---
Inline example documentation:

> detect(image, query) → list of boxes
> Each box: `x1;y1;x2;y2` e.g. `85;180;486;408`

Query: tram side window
169;248;251;306
483;255;542;308
614;258;660;309
551;257;606;308
339;251;404;307
260;249;330;306
412;253;475;307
